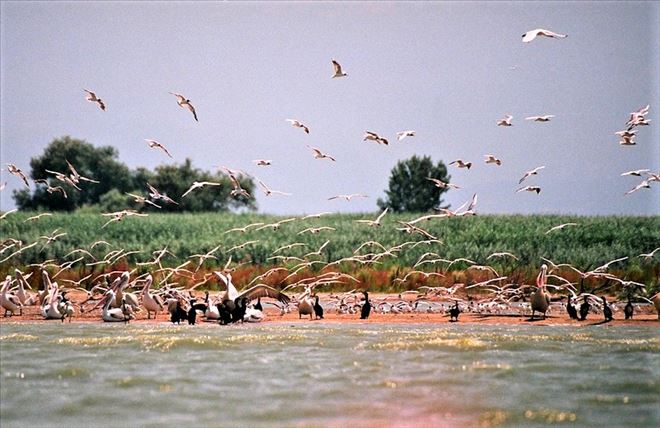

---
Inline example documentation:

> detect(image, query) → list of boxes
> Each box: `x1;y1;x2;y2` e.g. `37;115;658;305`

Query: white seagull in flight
522;28;567;43
145;140;173;158
331;59;348;78
169;92;198;122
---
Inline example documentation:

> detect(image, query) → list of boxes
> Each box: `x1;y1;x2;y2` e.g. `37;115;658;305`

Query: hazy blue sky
1;1;658;215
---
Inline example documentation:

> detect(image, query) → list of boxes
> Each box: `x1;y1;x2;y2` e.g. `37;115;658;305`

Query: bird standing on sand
623;298;633;320
360;291;371;319
579;296;590;321
530;264;550;320
602;297;613;322
314;295;324;320
566;296;578;320
449;301;461;322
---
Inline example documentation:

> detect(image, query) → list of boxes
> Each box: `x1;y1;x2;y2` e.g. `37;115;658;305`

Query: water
1;323;658;427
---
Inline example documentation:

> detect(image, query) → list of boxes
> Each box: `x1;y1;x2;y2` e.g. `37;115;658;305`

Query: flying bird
328;193;368;201
525;115;555;122
497;115;513;126
5;164;30;188
396;130;415;141
331;59;347;78
84;89;106;111
545;223;578;234
516;186;542;194
169;92;198;121
257;179;291;197
355;208;388;227
624;180;650;195
253;159;272;166
126;193;162;208
181;181;222;198
146;183;178;205
229;174;251;198
484;154;502;166
519;166;545;184
363;131;389;146
145;140;173;158
620;169;650;177
66;160;99;184
306;145;336;161
285;119;310;134
449;159;472;169
426;177;461;190
522;28;567;43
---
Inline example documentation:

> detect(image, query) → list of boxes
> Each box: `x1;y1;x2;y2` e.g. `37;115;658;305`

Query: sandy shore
2;299;657;327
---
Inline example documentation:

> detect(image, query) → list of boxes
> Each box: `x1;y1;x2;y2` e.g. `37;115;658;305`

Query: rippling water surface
1;323;658;427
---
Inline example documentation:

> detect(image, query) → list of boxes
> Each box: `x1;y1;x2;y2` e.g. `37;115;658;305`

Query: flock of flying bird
1;27;659;324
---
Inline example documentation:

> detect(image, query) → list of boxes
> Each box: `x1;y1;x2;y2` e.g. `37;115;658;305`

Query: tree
13;136;257;212
13;136;133;211
377;155;451;213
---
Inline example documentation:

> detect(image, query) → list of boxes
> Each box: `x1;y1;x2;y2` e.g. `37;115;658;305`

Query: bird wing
186;103;198;121
331;60;342;74
238;284;291;304
181;185;195;198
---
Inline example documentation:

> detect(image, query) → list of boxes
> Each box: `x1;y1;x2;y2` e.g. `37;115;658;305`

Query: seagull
497;115;513;126
426;177;461;190
44;169;81;189
298;227;336;235
301;212;333;220
449;159;472;169
616;130;637;146
257;179;291;197
24;213;53;223
145;140;173;158
285;119;310;134
169;92;198;121
363;131;389;146
253;159;272;166
5;164;30;188
328;193;368;201
518;166;545;184
331;59;347;78
83;89;105;111
516;186;541;194
624;180;650;195
181;181;222;198
639;247;660;260
525;115;555;122
306;145;336;161
545;223;578;234
229;174;251;198
146;183;178;205
484;154;502;166
626;105;650;129
620;169;650;177
522;28;567;43
66;160;99;184
355;208;388;227
126;192;162;208
1;209;18;220
101;210;148;228
396;130;415;141
223;222;265;234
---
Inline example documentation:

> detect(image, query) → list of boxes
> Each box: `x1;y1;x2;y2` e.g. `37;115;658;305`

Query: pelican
169;92;198;121
530;264;550;320
145;139;173;158
214;271;290;313
40;282;63;320
522;28;567;43
298;290;315;320
497;115;513;126
101;290;131;322
84;89;106;110
285;119;310;134
331;59;347;78
140;275;164;319
1;276;22;317
652;292;660;319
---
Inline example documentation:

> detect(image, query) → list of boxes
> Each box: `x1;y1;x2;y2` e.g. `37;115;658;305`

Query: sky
1;1;658;216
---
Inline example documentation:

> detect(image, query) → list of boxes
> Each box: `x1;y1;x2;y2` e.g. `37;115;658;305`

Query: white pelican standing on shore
1;276;22;317
530;264;551;320
140;274;164;319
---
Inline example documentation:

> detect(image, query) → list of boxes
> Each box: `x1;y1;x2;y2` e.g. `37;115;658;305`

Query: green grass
1;211;659;292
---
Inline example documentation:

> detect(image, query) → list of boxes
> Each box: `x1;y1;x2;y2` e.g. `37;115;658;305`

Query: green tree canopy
13;136;256;212
377;155;451;213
